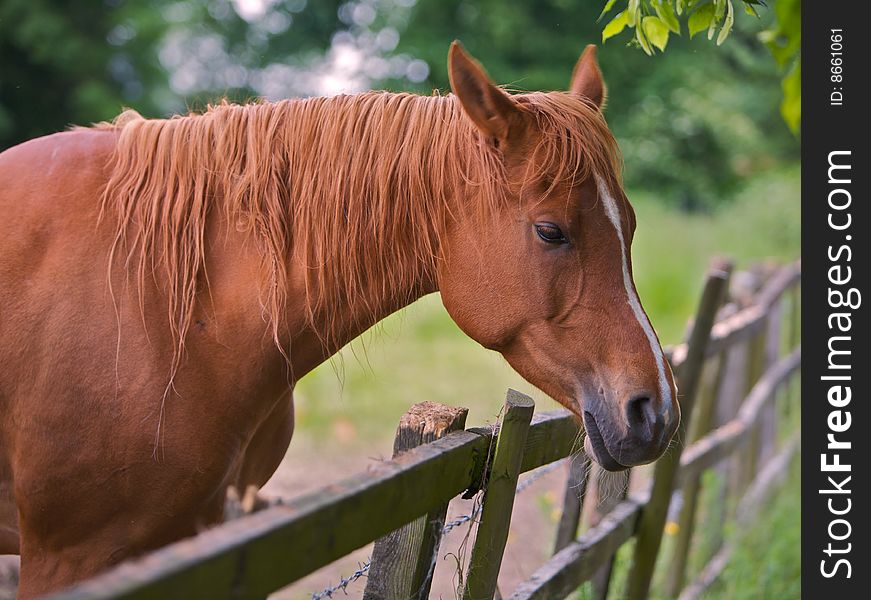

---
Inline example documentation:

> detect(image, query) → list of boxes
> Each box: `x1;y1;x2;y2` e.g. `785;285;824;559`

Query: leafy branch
599;0;765;53
600;0;800;132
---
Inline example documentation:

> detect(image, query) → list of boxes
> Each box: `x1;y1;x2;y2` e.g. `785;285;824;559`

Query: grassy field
702;458;801;599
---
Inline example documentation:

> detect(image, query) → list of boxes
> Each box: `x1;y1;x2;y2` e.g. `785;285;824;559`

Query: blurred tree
0;0;169;149
0;0;344;149
1;0;798;209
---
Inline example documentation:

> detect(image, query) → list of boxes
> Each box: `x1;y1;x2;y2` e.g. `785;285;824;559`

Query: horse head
438;42;679;470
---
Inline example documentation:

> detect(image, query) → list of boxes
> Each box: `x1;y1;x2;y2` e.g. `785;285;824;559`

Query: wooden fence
47;259;801;600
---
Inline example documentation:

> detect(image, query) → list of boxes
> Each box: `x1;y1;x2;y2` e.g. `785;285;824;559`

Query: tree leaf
602;10;629;42
654;1;681;33
636;22;654;55
598;0;619;22
627;0;640;26
688;3;715;38
717;0;734;44
781;58;801;133
708;0;725;39
642;16;671;51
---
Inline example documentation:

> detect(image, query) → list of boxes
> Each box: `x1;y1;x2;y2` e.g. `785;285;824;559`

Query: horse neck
282;94;476;359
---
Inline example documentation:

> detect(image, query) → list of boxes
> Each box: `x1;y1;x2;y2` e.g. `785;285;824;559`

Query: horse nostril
625;394;657;443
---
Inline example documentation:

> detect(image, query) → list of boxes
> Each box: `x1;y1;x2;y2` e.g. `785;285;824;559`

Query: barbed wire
307;457;568;599
310;561;371;600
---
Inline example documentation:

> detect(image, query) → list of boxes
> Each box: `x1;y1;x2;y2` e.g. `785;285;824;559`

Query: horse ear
569;45;606;109
448;41;520;144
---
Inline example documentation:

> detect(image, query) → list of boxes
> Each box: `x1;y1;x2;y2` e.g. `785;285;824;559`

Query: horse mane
97;90;621;367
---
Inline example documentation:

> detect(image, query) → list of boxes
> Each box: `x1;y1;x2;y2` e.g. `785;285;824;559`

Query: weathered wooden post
665;344;730;596
625;260;730;600
590;469;630;600
364;401;469;600
553;453;591;553
759;297;783;463
464;390;535;600
785;280;801;413
663;264;733;597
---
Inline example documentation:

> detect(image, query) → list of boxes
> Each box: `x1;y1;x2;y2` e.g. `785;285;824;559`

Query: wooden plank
508;495;646;600
47;428;494;600
464;390;535;600
50;408;582;600
785;283;801;413
740;324;768;490
553;453;590;553
626;260;731;600
364;402;468;600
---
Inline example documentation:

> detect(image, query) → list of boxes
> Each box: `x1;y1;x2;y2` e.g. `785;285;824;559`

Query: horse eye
535;223;568;244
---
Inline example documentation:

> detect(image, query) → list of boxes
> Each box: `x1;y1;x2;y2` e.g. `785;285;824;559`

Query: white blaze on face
596;175;674;413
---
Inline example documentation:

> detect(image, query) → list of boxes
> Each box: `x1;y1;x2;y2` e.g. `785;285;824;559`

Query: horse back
0;130;122;485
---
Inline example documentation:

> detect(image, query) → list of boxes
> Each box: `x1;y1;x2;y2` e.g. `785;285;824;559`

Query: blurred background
0;1;800;598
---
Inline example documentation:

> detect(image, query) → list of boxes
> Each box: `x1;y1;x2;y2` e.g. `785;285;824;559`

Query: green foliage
600;0;747;53
0;0;169;148
642;16;670;51
759;0;800;132
600;0;801;131
0;0;344;149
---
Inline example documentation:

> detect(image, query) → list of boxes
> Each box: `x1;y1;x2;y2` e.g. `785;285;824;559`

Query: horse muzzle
581;391;679;471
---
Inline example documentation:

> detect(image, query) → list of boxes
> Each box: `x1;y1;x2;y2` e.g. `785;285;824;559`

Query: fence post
663;264;733;597
664;345;730;596
591;469;630;600
785;281;801;413
553;452;591;553
364;402;469;600
739;321;768;490
759;298;783;462
626;260;731;600
464;390;535;600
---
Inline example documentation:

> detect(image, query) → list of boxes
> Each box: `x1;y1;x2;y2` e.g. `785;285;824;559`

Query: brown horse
0;42;677;596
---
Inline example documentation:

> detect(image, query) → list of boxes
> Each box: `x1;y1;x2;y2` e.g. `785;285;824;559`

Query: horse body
0;129;303;593
0;43;679;596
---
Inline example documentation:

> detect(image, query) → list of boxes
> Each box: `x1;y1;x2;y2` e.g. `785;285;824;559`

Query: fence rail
48;259;801;600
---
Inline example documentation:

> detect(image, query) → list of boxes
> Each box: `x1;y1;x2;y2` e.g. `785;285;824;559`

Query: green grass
568;455;801;600
293;165;800;449
702;457;801;600
631;164;801;341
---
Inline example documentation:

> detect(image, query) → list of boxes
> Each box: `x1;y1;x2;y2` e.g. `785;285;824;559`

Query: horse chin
582;411;630;472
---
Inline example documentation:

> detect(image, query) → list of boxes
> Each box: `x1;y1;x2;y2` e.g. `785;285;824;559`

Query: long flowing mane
97;90;621;364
